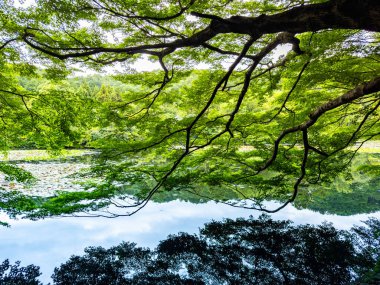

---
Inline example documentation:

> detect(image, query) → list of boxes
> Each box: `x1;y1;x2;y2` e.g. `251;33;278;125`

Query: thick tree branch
21;0;380;61
201;0;380;34
308;77;380;122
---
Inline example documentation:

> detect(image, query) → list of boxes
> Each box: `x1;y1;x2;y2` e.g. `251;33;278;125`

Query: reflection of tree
50;216;379;285
0;259;42;285
295;153;380;216
2;216;380;284
158;216;359;285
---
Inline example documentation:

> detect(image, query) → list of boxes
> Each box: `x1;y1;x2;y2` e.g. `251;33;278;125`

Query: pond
0;150;379;283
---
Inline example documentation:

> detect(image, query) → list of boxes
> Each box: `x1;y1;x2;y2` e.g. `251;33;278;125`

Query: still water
0;150;379;283
1;200;379;283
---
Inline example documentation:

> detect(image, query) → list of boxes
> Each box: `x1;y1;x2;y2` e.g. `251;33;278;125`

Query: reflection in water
2;151;379;220
1;200;380;283
2;214;380;284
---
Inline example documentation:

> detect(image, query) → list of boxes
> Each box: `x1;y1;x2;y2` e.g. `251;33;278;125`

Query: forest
0;0;379;283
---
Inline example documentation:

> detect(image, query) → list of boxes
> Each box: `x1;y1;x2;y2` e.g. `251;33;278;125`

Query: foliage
0;0;379;217
0;163;35;183
0;259;42;285
295;152;380;215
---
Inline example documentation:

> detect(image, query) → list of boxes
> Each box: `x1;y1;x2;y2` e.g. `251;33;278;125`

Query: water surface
1;200;379;283
0;150;379;283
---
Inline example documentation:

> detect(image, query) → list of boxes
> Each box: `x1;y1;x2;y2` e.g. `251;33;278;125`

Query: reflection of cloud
0;201;379;283
271;201;380;229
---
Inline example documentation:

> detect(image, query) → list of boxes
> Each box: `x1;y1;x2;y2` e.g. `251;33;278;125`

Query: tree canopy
2;215;380;284
0;0;379;218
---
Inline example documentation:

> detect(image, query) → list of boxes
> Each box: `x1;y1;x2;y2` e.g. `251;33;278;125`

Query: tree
0;0;379;218
0;216;379;284
0;216;378;284
0;259;42;285
50;215;378;284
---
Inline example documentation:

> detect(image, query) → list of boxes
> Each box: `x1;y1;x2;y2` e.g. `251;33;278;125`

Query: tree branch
21;0;380;61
